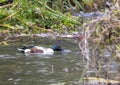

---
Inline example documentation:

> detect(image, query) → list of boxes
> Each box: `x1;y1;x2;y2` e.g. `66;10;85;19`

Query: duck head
51;45;63;51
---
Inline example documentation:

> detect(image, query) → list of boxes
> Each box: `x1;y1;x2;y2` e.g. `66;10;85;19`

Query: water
0;37;119;85
0;54;82;85
0;38;84;85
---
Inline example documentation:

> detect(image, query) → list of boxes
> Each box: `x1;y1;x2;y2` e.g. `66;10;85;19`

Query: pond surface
0;37;119;85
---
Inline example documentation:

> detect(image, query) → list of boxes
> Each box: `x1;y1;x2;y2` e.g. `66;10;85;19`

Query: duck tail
17;48;25;53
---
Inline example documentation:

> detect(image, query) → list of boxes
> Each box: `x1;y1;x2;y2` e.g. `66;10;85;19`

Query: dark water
0;38;119;85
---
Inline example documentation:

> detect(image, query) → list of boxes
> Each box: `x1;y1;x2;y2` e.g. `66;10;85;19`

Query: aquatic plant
79;1;120;82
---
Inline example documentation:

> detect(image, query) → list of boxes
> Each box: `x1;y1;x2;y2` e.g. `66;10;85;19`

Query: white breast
43;48;54;55
24;49;31;53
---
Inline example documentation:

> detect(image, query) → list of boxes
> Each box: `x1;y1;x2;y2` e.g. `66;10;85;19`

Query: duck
18;45;63;55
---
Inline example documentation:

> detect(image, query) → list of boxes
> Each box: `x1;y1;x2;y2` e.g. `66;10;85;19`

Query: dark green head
51;45;63;51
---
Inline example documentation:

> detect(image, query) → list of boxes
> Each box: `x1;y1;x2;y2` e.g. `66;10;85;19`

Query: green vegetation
0;0;80;34
0;0;118;34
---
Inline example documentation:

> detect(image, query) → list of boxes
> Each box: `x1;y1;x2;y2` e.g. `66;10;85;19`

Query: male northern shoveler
18;45;64;55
